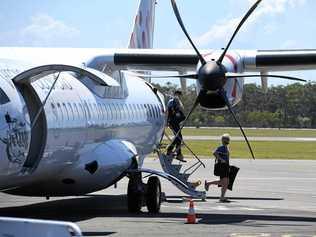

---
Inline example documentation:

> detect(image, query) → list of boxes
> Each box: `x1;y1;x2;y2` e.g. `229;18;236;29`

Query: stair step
162;154;173;165
179;173;190;182
157;151;205;199
170;164;182;173
137;167;206;200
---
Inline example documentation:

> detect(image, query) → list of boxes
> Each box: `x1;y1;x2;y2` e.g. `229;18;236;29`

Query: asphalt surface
0;159;316;237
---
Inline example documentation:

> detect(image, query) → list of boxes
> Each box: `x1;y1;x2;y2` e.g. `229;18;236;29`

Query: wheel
146;176;161;213
127;177;143;213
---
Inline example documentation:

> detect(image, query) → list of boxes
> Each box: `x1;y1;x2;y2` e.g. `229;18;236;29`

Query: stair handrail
163;129;206;169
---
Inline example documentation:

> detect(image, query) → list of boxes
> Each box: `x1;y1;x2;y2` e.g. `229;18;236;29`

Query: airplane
1;0;316;214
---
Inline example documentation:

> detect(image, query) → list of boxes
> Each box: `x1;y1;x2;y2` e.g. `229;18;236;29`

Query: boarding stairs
155;130;206;200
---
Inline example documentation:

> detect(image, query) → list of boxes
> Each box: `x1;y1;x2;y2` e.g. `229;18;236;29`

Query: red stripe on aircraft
225;54;238;98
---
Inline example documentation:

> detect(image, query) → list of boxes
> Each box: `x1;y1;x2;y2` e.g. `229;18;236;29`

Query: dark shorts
214;162;230;178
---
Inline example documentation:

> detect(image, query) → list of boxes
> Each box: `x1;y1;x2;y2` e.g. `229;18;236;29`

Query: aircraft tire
146;176;161;213
127;178;142;213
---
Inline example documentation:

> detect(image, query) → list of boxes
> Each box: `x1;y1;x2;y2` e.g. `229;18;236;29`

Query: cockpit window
0;88;10;105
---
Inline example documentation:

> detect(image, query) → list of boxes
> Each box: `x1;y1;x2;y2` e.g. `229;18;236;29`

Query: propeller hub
198;62;227;91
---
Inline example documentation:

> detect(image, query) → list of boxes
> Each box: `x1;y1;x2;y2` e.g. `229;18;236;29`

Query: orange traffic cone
186;199;197;224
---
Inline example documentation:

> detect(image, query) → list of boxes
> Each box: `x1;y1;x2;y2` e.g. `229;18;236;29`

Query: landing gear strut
127;172;143;213
127;172;162;213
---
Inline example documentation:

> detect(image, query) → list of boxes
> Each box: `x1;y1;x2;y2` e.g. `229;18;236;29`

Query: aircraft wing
1;47;316;73
87;48;316;73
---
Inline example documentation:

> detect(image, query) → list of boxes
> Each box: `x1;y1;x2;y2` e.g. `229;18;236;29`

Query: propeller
167;0;265;159
166;0;306;159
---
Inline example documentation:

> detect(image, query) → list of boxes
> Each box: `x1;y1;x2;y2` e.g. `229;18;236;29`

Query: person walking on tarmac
166;90;186;162
205;134;231;202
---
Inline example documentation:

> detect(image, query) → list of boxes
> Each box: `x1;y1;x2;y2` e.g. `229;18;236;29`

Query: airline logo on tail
128;0;156;49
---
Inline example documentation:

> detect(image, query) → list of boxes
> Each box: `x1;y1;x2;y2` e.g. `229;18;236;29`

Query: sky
0;0;316;86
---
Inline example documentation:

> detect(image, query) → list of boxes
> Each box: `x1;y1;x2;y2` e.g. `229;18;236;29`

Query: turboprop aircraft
1;0;316;213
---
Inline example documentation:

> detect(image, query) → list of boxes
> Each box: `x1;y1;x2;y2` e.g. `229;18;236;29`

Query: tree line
153;82;316;128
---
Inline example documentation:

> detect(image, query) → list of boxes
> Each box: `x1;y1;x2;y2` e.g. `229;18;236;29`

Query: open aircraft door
11;64;119;172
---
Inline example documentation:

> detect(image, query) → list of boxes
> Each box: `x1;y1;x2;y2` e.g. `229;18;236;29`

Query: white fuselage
0;57;166;196
0;47;245;197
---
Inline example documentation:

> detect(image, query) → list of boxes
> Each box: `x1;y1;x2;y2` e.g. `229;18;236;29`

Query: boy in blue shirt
205;134;231;202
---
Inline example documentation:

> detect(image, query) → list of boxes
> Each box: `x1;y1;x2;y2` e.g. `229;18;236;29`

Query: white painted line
161;205;263;212
230;233;271;237
240;207;263;211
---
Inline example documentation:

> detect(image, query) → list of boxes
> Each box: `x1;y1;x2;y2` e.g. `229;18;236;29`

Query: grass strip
165;128;316;138
169;140;316;160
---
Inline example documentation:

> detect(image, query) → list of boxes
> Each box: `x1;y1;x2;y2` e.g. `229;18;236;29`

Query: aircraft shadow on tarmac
0;194;315;228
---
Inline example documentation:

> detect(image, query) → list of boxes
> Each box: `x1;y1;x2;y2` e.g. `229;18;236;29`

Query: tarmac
0;158;316;237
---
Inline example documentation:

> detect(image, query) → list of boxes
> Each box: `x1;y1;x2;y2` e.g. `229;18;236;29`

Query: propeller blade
219;89;255;160
217;0;262;64
170;0;206;65
226;74;306;82
124;71;198;79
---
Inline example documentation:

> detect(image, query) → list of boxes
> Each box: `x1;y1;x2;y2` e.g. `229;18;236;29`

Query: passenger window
62;103;69;121
113;104;117;120
68;103;74;121
90;103;95;119
120;104;125;120
156;105;160;117
153;105;158;118
51;103;58;121
108;104;112;120
129;104;134;120
112;104;117;120
73;103;79;120
147;104;152;118
79;103;85;119
84;102;91;120
94;103;99;120
57;103;63;121
124;104;128;120
0;87;10;105
136;104;141;120
150;105;154;118
103;104;107;120
117;104;121;120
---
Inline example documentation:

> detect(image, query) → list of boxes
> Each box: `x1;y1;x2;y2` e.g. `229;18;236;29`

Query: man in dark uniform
166;90;186;162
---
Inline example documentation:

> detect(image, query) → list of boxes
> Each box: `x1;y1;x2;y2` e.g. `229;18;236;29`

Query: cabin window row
49;102;162;123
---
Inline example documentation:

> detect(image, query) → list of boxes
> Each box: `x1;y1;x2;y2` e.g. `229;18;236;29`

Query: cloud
19;14;80;47
280;39;298;48
185;0;307;48
0;14;80;47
